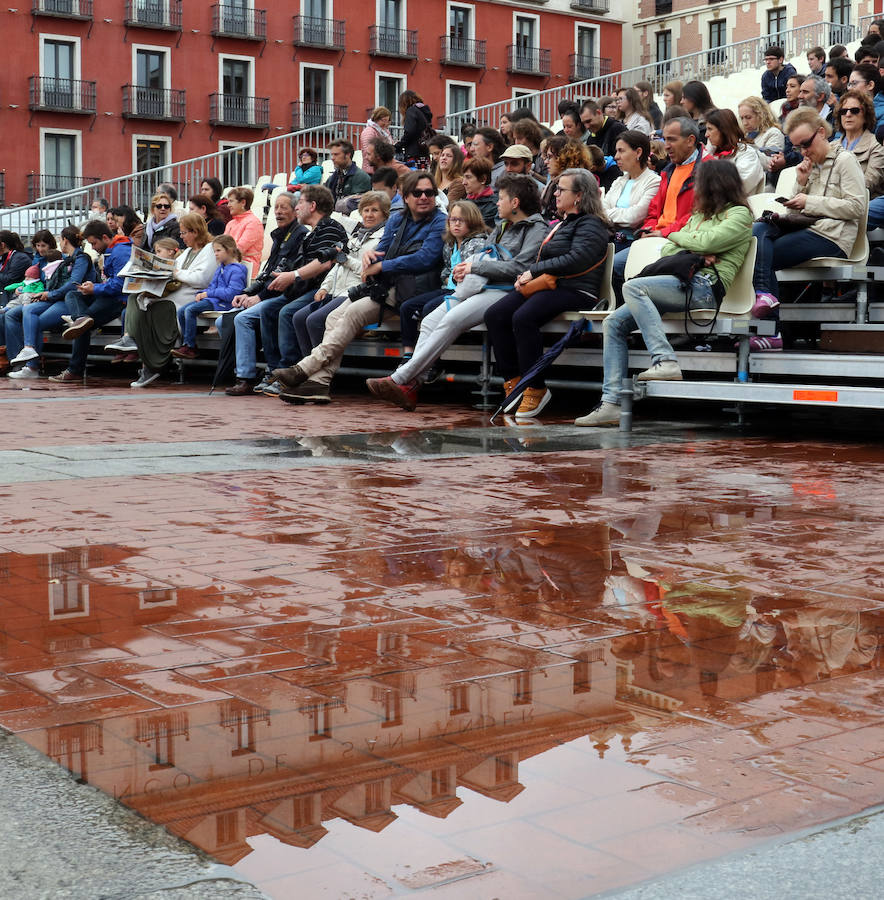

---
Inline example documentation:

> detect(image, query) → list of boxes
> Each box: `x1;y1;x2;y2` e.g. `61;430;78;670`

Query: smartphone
774;197;789;204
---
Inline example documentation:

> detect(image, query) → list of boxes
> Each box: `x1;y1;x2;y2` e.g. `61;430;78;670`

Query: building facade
0;0;625;207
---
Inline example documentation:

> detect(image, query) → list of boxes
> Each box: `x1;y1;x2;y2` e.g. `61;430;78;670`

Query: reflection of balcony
124;0;182;31
506;44;551;76
122;85;186;121
292;15;345;49
439;35;486;68
369;25;418;58
571;0;610;11
29;76;96;114
31;0;93;19
210;2;267;40
291;101;349;131
569;53;612;82
27;173;101;203
209;92;269;128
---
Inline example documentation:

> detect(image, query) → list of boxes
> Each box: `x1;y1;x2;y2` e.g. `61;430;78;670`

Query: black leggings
484;287;586;388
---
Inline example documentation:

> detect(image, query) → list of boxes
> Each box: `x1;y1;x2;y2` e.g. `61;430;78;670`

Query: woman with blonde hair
436;144;466;201
126;212;219;386
143;192;182;251
662;81;683;108
738;96;784;155
540;136;592;220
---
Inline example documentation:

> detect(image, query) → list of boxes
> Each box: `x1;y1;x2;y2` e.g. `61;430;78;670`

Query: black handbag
634;249;726;329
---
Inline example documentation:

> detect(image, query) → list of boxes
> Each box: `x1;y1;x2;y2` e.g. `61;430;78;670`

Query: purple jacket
205;261;249;311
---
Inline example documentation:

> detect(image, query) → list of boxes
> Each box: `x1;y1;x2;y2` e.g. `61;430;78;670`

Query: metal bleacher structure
3;16;884;425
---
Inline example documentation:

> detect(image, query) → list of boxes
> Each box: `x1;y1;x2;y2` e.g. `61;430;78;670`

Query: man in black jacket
581;100;626;158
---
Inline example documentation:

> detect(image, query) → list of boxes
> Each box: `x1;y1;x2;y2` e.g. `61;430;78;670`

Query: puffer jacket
315;223;386;297
788;143;867;255
527;213;611;298
92;235;132;300
471;213;548;283
441;234;487;285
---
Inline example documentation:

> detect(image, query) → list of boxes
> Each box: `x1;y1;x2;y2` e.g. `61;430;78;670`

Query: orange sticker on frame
793;390;838;402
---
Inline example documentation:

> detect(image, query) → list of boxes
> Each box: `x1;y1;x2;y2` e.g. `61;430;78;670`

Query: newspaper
119;245;177;297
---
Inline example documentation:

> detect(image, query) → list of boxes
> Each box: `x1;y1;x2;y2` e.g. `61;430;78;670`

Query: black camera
347;278;389;303
317;243;344;264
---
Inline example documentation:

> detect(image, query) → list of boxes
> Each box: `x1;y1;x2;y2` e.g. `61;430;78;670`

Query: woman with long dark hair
704;108;765;194
576;159;753;426
616;87;653;136
602;131;661;252
681;81;715;144
396;90;434;163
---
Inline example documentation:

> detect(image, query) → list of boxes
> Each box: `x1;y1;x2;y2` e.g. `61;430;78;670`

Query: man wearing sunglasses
270;170;446;404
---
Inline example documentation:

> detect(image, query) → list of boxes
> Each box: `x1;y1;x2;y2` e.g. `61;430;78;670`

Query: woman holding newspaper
125;213;218;388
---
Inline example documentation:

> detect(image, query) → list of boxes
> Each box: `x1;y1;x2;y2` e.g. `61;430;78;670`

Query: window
216;812;238;847
377;0;404;53
379;0;401;29
42;39;76;108
447;81;474;120
656;30;672;78
767;7;786;41
513;670;532;705
135;48;167;117
49;578;88;617
708;20;726;68
831;0;851;42
133;0;170;27
377;73;404;124
305;0;327;15
309;701;332;740
572;654;593;694
449;3;472;62
514;14;537;70
221;56;253;125
449;684;469;715
220;0;250;34
220;142;253;187
292;796;315;829
302;0;329;43
301;65;330;128
365;780;386;813
494;755;515;785
135;137;168;173
43;132;77;193
512;88;537;115
430;767;452;798
574;24;600;80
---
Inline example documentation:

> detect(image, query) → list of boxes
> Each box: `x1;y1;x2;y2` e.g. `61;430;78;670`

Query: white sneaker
10;346;39;364
636;360;682;381
8;366;39;380
60;315;74;326
575;402;620;427
106;335;137;352
130;368;161;388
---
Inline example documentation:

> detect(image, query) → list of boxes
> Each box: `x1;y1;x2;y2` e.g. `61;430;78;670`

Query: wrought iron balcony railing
506;45;551;77
31;0;93;20
439;35;486;68
28;174;100;204
569;54;612;83
122;85;186;121
124;0;182;31
210;3;267;41
292;16;345;50
369;25;418;59
209;93;270;128
291;101;349;131
29;76;96;114
570;0;610;12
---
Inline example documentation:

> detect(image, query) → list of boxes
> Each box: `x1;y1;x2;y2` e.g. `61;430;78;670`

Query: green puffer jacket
661;204;753;292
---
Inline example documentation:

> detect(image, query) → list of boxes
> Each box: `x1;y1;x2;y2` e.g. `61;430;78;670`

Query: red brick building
0;0;624;207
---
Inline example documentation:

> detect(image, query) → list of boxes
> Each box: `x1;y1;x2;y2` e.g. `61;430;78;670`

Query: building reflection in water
0;483;880;869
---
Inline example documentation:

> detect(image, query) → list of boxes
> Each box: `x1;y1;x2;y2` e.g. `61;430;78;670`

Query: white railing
444;20;861;133
0;120;398;233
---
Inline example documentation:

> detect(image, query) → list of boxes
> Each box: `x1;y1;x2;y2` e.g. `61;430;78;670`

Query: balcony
122;85;186;121
293;16;345;50
655;0;672;14
570;0;610;12
29;76;96;114
369;25;418;59
291;101;349;131
209;93;269;128
124;0;182;31
27;174;100;203
439;35;486;68
31;0;93;20
506;45;551;77
210;3;267;41
569;54;612;82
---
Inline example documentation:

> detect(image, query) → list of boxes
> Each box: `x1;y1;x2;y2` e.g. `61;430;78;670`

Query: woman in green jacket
577;159;753;426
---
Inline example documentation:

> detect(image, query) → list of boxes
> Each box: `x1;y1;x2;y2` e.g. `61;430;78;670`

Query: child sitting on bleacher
172;235;248;359
3;256;63;307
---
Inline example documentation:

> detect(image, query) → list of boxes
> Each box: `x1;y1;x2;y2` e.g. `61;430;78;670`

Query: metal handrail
445;20;860;132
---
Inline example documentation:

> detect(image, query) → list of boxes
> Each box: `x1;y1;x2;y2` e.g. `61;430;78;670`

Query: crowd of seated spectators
2;49;883;420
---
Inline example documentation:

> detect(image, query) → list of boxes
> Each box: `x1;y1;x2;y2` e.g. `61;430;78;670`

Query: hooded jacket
761;62;798;104
471;213;548;283
92;235;132;300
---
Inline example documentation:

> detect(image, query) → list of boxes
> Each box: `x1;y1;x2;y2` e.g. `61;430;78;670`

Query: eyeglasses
840;106;863;115
448;216;466;224
154;203;171;209
793;131;819;150
554;186;578;194
410;188;437;198
764;56;779;61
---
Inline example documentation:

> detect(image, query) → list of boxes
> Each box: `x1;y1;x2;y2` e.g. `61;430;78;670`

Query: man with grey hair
611;116;707;285
799;75;834;125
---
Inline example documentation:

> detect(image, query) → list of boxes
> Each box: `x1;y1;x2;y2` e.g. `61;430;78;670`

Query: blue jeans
3;304;28;362
292;294;346;359
177;299;214;348
602;274;714;405
868;196;884;229
276;289;318;369
65;289;125;375
233;293;288;379
25;301;66;353
752;222;845;299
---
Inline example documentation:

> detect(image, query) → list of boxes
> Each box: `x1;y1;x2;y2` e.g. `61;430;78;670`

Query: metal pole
619;377;634;432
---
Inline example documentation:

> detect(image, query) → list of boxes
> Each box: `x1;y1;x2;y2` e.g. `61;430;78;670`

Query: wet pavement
0;378;882;898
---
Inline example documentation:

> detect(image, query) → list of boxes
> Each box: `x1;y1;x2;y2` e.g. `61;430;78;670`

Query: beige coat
842;130;884;199
788;143;867;256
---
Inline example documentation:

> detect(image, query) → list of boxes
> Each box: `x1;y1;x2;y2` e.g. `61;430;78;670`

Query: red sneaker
366;376;419;411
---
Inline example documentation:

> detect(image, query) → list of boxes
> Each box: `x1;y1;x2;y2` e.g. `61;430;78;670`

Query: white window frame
39;127;82;179
299;61;335;106
131;133;173;178
131;43;172;117
375;69;406;113
301;0;331;13
39;32;82;80
445;79;475;118
512;10;539;46
447;1;475;39
376;0;407;28
574;21;599;56
218;53;256;97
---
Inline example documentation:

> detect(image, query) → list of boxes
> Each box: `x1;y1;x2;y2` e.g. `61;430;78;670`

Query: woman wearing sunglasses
142;192;183;252
832;90;884;197
749;108;866;346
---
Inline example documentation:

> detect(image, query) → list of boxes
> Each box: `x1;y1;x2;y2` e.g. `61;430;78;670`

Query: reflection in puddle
0;443;882;896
